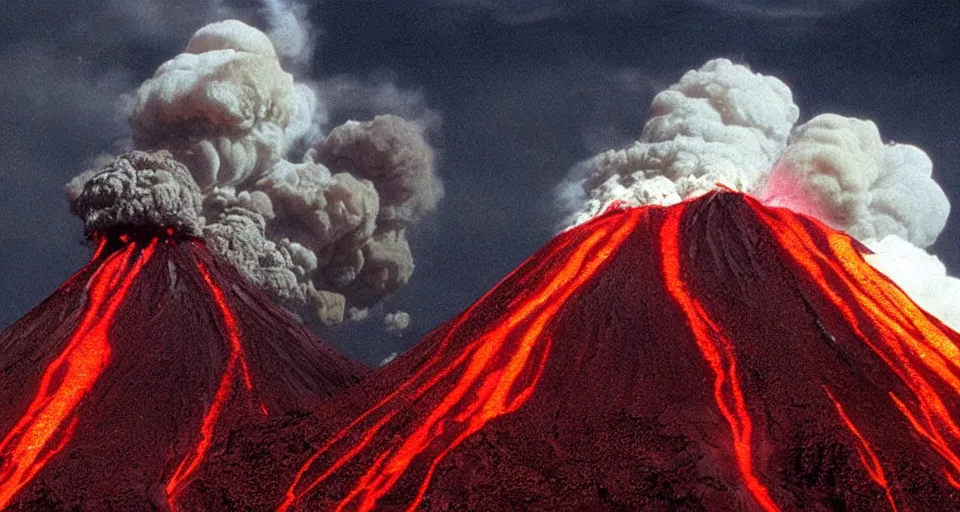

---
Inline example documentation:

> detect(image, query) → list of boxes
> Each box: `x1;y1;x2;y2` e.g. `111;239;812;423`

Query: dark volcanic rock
195;192;960;511
0;232;366;511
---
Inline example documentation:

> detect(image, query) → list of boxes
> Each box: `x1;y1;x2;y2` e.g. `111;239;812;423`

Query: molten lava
279;208;642;511
6;191;960;510
185;191;960;511
165;255;259;510
822;385;898;511
0;239;154;509
754;203;960;495
660;206;778;512
0;232;364;511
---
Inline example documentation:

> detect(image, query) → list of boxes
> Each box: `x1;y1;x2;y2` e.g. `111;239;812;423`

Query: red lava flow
165;254;259;510
822;386;898;511
660;204;780;512
752;198;960;491
0;239;156;509
279;209;642;512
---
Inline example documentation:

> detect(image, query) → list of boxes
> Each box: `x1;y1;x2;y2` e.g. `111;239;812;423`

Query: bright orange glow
822;386;897;511
165;259;256;510
279;210;641;511
748;195;960;492
0;239;156;508
659;205;780;512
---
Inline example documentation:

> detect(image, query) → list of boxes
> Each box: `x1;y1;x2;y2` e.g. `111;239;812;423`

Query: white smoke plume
314;115;439;225
561;58;957;332
68;18;441;328
762;114;949;248
562;58;799;226
127;19;315;190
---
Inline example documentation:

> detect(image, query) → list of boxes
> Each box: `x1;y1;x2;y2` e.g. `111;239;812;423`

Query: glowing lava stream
279;209;641;512
165;255;257;510
659;205;780;512
0;239;156;509
750;197;960;488
822;386;898;511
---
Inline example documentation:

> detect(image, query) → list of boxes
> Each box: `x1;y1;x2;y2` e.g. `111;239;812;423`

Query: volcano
0;230;367;510
180;191;960;511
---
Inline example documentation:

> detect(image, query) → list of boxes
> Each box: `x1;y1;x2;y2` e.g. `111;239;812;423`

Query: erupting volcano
3;8;957;511
0;228;366;510
178;191;960;511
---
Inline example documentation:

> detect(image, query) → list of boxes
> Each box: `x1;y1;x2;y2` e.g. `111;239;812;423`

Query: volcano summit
0;153;366;510
185;191;960;511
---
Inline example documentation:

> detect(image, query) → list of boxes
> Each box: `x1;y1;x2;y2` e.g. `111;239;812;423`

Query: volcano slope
0;230;367;511
191;190;960;511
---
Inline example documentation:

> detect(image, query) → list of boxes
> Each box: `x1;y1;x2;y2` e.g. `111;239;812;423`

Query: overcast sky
0;0;957;365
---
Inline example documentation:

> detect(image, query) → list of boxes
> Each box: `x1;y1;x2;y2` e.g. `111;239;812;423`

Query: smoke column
559;58;956;332
66;9;441;331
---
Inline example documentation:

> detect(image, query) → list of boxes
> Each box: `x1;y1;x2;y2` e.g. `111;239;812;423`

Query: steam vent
186;192;960;511
3;190;960;510
0;194;366;508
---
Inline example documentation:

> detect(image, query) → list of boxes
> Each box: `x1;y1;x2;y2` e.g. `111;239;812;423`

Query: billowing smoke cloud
314;115;439;225
127;19;316;189
66;151;203;237
561;59;799;226
69;18;441;328
762;114;949;248
561;58;956;332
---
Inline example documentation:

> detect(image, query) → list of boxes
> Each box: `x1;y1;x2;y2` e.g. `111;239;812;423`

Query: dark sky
0;0;957;366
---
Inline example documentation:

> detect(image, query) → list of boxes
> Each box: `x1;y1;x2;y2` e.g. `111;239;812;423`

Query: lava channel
822;385;898;511
279;208;642;511
660;204;780;512
0;239;156;508
751;197;960;493
164;251;260;510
